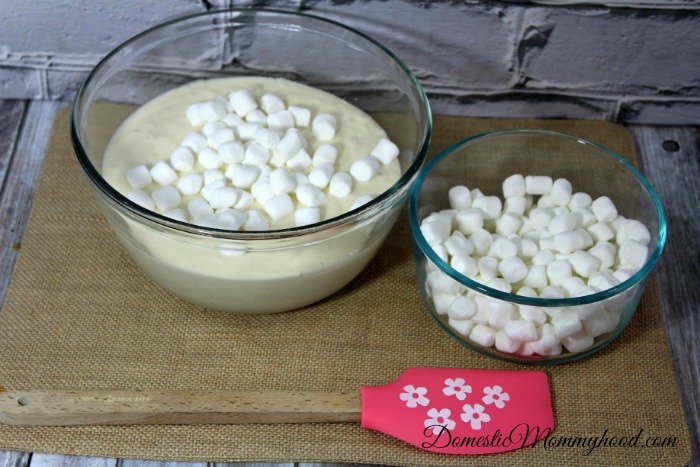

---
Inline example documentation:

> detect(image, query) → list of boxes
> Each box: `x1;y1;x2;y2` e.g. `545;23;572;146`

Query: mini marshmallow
170;147;195;172
488;300;515;328
489;237;518;260
237;122;263;141
504;196;528;216
218;141;245;164
286;149;313;171
151;186;181;212
202;169;225;186
227;164;259;188
181;132;208;153
524;264;548;289
308;163;334;189
268;168;297;195
208;187;239;210
250;177;273;203
548;212;578;235
444;231;474;257
127;190;155;211
525;175;553;195
591;196;618;222
243;142;271;166
187;197;214;220
499;256;529;283
569;250;601;278
529;208;554;230
202;122;227;137
260;93;286;114
198;148;222;170
228;89;258;117
215;209;246;230
370;137;400;164
244;209;270;231
426;270;460;295
350;155;381;182
587;221;615;243
432;244;449;263
126;165;153;190
194;213;218;228
223;113;244;127
350;195;374;211
496;212;523;237
613;266;635;283
528;324;562;356
253;127;281;150
518;304;547;326
502;174;526;198
245;109;268;124
469;228;493;256
329;172;352;197
275;130;307;160
233;189;253;210
571;207;596;228
456;208;484;235
588;242;616;270
546;260;572;287
561;277;587;297
521;238;539;258
448;296;477;320
618;239;649;271
588;271;620;292
421;217;451;246
198;100;228;122
176;173;203;196
582;310;617;338
469;324;497;347
495;330;522;353
449;318;476;337
295;206;321;226
201;179;226;203
312;144;338;167
163;208;187;222
471;196;502;220
267;110;296;131
451;253;478;277
478;256;499;282
208;128;235;149
150;161;178;186
288;105;311;127
264;193;294;221
504;320;538;343
487;278;512;294
550;178;573;206
610;214;626;232
296;183;326;207
537;195;555;209
561;330;595;353
553;230;586;254
186;104;204;126
312;113;336;141
616;219;651;245
448;186;472;210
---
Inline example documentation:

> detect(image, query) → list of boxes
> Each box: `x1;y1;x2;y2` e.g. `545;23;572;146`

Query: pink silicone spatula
0;368;554;455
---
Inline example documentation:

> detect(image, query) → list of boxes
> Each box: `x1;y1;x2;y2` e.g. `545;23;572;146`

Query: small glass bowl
71;9;431;313
409;129;666;364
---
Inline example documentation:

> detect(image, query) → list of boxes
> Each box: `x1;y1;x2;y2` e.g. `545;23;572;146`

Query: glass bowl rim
408;128;667;307
71;7;432;241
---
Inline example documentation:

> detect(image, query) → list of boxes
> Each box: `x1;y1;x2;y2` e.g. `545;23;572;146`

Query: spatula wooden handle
0;389;361;426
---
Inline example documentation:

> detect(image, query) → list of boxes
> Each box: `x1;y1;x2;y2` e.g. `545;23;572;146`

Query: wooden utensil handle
0;389;362;426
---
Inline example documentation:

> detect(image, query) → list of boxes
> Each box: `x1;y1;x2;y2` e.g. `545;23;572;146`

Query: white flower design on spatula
482;385;510;409
442;377;472;401
424;408;456;435
399;384;429;408
461;403;491;430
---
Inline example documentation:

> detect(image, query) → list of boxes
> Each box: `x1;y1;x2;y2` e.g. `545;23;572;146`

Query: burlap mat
0;108;690;466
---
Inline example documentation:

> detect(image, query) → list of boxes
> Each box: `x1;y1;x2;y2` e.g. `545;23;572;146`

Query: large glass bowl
409;129;665;364
71;9;431;313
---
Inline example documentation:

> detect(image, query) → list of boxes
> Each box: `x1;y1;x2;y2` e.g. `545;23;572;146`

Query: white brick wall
1;0;698;123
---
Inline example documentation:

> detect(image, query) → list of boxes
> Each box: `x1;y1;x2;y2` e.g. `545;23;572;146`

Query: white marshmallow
471;196;502;220
591;196;618;222
194;213;218;228
253;127;281;150
228;89;258;117
243;142;271;166
420;217;451;246
233;189;253;210
150;161;178;186
186;104;204;126
569;250;601;278
525;175;553;195
561;330;595;353
198;148;222;170
267;110;296;131
215;209;246;231
198;100;228;122
268;168;297;195
518;304;547;326
576;228;594;249
350;195;373;211
495;330;522;353
126;165;153;190
308;163;334;189
286;149;313;171
561;277;587;297
127;190;155;211
223;113;244;128
537;195;556;209
529;208;554;230
503;174;526;198
546;260;573;287
499;256;529;283
264;193;294;221
202;169;225;186
329;172;353;198
456;208;484;235
181;132;208;153
312;113;336;141
260;93;286;114
551;310;583;338
243;209;270;231
207;127;235;149
208;187;239;210
521;238;539;258
295;207;321;227
550;178;573;206
273;131;306;161
489;237;518;260
187;197;214;220
237;122;263;141
151;186;181;212
444;231;474;257
488;300;515;328
448;296;477;320
469;229;493;256
478;256;499;282
427;270;460;294
251;178;275;204
451;253;478;277
370;137;400;164
350;155;381;182
496;212;523;237
571;207;596;228
548;212;578;235
588;242;616;270
469;324;497;347
618;239;649;271
554;230;586;254
202;121;227;137
616;219;651;246
431;244;449;263
170;147;195;172
504;196;528;216
201;179;226;203
582;310;617;337
246;110;268;125
296;183;326;207
587;222;615;243
449;318;476;337
528;324;562;356
588;271;621;292
176;173;203;196
218;140;245;164
287;105;311;127
227;164;259;188
524;264;548;289
163;208;187;223
448;186;472;210
504;320;538;342
312;144;338;167
487;278;512;293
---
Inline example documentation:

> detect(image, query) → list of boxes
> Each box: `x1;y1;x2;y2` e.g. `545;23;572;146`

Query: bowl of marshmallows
409;129;666;363
71;9;431;313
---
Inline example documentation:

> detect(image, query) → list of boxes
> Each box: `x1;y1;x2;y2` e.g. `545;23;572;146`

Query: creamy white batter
99;77;403;313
